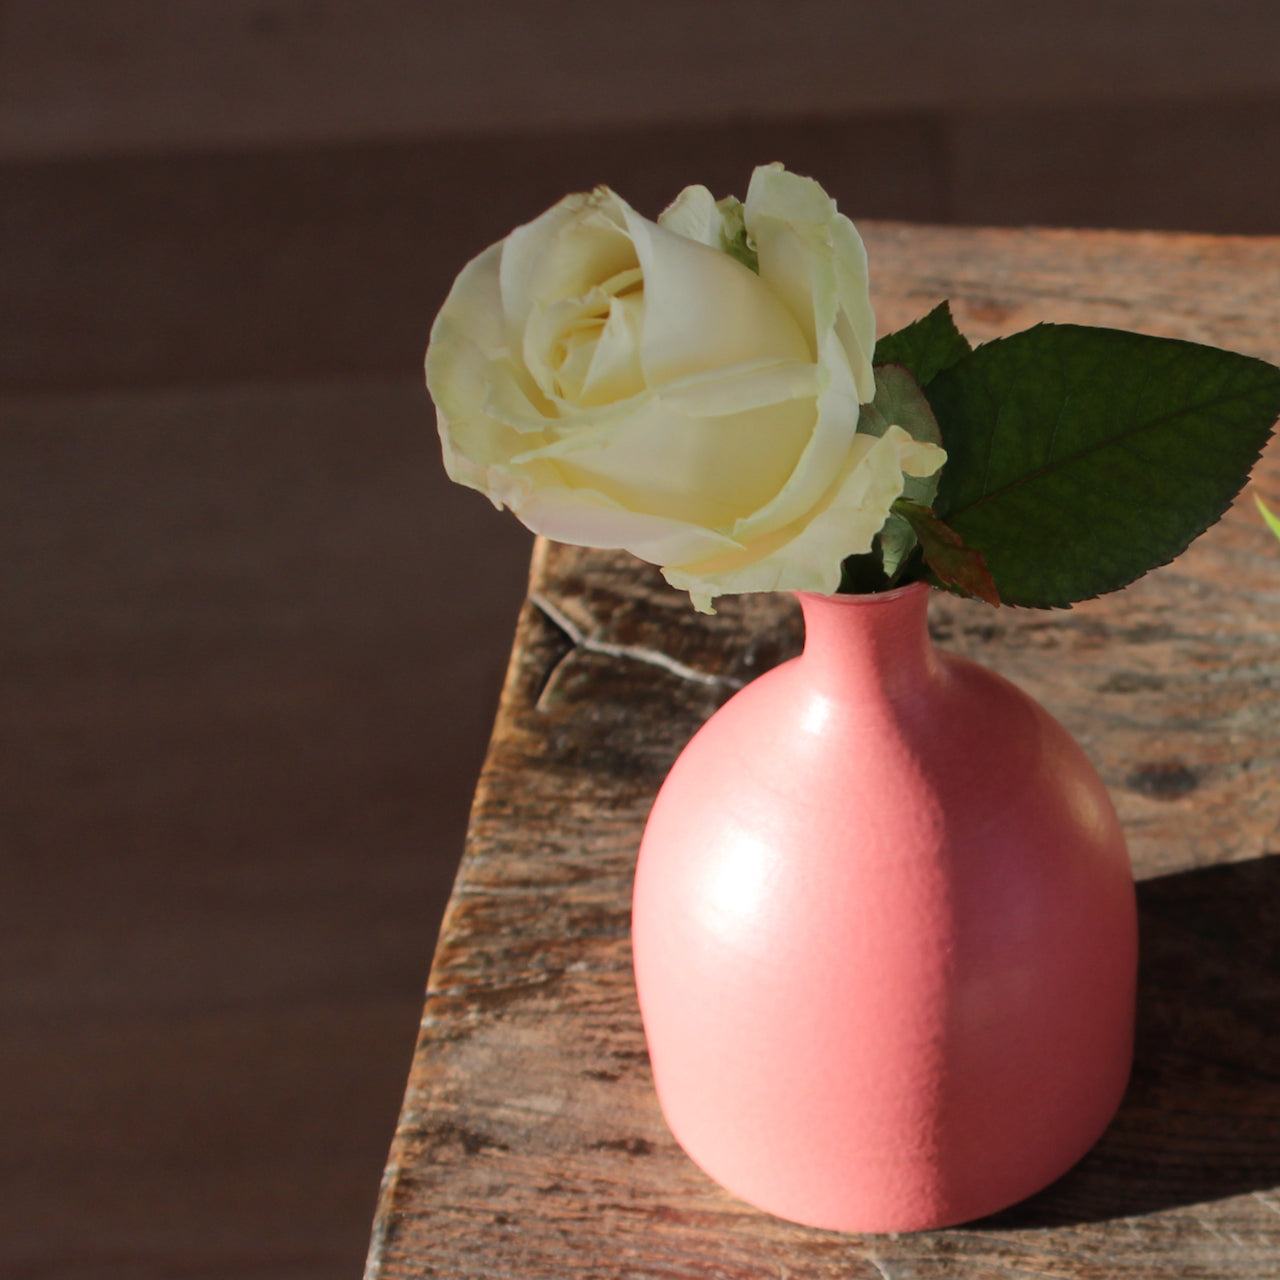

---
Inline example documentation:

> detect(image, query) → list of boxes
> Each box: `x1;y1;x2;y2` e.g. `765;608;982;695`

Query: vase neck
795;584;939;704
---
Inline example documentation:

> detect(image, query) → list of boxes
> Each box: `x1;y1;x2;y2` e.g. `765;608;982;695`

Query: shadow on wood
989;853;1280;1226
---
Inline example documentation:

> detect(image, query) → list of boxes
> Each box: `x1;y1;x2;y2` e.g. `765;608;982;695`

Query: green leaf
929;324;1280;608
876;510;917;582
893;500;1001;605
1257;494;1280;543
850;364;947;582
859;365;944;448
717;197;759;273
873;301;972;387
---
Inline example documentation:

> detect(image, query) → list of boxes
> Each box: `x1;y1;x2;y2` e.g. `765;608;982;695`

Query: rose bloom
426;163;945;612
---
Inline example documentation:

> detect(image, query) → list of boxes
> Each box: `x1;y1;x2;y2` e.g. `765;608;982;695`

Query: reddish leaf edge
892;499;1002;607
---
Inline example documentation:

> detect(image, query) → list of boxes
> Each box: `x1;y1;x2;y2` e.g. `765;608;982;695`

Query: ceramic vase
631;583;1137;1232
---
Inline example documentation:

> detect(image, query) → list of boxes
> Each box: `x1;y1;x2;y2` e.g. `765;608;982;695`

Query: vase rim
794;581;932;608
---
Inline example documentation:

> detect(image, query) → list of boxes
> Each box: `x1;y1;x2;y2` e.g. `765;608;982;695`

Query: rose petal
500;189;637;341
744;164;831;349
579;287;646;406
723;330;861;544
513;393;817;530
654;358;820;417
427;250;553;501
829;214;876;396
656;183;725;247
514;483;743;566
427;166;900;617
427;240;506;358
745;164;876;403
620;203;811;384
663;426;945;612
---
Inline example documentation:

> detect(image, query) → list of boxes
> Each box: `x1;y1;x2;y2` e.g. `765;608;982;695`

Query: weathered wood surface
366;224;1280;1279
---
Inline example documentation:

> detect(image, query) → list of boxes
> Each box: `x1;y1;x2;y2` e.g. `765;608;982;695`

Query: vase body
631;584;1137;1232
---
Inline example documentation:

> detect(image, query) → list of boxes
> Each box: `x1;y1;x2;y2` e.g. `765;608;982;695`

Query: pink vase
631;583;1137;1232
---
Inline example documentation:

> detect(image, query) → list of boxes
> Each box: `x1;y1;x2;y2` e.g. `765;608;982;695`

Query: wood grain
367;225;1280;1278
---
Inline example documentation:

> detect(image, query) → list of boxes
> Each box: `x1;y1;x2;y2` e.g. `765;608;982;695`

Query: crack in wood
530;591;743;709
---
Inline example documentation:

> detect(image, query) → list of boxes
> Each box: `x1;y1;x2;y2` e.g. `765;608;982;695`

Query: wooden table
364;224;1280;1278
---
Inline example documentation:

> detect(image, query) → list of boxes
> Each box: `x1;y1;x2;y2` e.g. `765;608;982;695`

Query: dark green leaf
930;324;1280;608
859;365;943;447
876;510;917;581
893;500;1001;605
873;301;972;387
719;201;759;273
855;365;945;578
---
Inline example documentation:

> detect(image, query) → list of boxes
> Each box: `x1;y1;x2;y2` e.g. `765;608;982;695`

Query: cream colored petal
434;376;543;513
724;332;860;545
490;354;819;439
739;210;823;353
428;261;569;518
481;358;561;432
897;432;947;479
499;189;638;342
498;196;580;337
654;359;820;417
663;427;942;612
426;305;487;432
746;162;837;229
521;286;600;402
432;351;738;566
431;346;736;566
426;244;522;492
620;204;811;385
656;183;725;247
745;163;876;403
522;263;648;405
427;241;506;359
829;215;876;399
745;164;834;348
658;188;754;270
514;392;816;531
438;399;546;507
578;289;646;406
428;300;542;496
513;483;743;566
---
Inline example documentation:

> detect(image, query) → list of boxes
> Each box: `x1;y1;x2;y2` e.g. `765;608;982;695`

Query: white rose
426;162;945;612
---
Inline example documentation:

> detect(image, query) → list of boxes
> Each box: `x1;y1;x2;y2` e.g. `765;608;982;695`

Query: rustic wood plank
367;224;1280;1278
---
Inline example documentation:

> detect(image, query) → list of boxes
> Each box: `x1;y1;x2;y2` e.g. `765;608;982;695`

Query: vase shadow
979;851;1280;1228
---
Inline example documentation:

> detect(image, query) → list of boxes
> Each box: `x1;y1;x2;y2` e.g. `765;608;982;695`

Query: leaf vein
954;381;1278;518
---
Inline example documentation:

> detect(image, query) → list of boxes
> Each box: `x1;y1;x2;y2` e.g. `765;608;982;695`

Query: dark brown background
5;3;1280;1277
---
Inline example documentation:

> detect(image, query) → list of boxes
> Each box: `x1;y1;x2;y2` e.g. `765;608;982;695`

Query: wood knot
589;1136;654;1157
1126;761;1201;800
1099;671;1167;694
